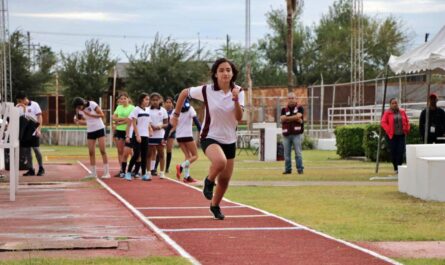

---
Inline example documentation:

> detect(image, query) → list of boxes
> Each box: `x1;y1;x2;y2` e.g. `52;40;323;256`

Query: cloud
364;0;445;14
11;12;140;22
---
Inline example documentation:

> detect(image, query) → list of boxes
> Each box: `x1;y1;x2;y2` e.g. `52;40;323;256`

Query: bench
398;144;445;202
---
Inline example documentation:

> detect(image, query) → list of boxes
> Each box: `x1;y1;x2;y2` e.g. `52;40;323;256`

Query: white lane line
163;176;402;265
162;227;304;233
147;214;266;219
76;161;201;265
137;206;246;210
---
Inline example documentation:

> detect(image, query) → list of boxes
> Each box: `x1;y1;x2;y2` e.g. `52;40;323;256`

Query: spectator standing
419;93;445;143
381;98;410;174
280;92;304;175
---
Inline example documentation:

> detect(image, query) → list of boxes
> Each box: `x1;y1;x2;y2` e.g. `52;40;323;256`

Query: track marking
162;227;304;233
163;176;402;265
147;214;266;219
137;206;246;210
77;161;201;265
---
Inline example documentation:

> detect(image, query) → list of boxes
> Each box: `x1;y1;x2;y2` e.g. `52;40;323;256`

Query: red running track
86;164;400;265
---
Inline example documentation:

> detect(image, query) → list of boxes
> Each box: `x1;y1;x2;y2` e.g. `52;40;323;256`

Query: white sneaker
101;173;111;179
83;174;97;179
159;172;164;179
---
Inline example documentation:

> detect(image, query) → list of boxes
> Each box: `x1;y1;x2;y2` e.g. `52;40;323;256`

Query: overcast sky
9;0;445;62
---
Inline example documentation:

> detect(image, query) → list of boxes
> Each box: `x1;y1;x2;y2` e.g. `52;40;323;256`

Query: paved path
229;180;397;187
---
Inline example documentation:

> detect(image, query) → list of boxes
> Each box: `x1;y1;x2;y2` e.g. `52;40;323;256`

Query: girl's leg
205;144;227;182
148;145;156;173
87;139;97;176
156;145;165;178
212;159;234;206
166;138;174;172
140;138;149;176
116;138;125;170
97;136;109;177
121;146;132;175
181;141;198;180
126;141;141;180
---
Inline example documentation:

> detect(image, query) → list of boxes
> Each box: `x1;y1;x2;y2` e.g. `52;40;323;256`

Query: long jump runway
83;164;400;265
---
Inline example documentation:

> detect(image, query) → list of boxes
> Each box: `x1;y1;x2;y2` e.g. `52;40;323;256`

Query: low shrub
334;125;366;158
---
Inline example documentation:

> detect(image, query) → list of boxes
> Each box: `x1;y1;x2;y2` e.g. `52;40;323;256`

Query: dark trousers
388;134;405;172
128;136;149;175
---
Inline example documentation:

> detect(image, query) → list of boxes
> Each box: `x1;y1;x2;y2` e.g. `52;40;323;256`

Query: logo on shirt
27;109;32;113
87;107;92;112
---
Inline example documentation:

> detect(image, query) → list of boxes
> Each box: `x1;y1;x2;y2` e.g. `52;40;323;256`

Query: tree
9;31;33;99
59;39;116;106
258;7;313;85
313;0;407;83
8;31;57;99
125;34;208;100
31;45;57;92
214;42;287;87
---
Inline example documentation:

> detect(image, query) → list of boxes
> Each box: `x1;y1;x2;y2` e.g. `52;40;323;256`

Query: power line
29;30;229;42
30;30;156;39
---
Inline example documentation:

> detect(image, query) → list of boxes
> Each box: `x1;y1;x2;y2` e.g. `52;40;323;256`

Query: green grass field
33;145;445;265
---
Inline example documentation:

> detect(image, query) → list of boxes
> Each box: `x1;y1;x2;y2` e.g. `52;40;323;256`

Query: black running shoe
37;167;45;176
151;170;158;176
23;169;35;176
203;177;215;200
210;205;225;220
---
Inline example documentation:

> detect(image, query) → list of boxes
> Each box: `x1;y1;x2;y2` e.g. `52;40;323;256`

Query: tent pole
375;66;389;174
424;70;432;144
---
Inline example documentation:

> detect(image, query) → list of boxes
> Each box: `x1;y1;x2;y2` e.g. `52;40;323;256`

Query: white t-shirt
149;106;168;139
176;106;197;138
188;84;244;144
79;101;105;132
23;101;42;122
129;106;152;137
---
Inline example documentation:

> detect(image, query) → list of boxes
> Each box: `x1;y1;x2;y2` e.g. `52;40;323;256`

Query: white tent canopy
388;25;445;74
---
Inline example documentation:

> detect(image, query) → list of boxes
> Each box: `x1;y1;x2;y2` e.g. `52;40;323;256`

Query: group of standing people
381;93;445;174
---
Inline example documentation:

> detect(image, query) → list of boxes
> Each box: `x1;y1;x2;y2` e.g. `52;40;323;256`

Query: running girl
172;97;201;183
171;58;244;220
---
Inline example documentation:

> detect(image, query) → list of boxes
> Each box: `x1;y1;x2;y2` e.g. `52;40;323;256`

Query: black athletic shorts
114;130;126;139
87;128;106;140
177;137;194;143
201;138;236;159
149;138;163;146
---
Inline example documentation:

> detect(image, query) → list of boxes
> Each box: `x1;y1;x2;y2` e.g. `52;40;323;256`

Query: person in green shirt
112;92;135;177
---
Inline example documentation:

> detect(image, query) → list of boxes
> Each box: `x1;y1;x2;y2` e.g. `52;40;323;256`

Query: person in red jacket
381;98;410;174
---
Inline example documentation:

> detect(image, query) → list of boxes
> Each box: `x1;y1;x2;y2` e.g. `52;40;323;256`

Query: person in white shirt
125;93;153;181
171;58;244;220
171;97;201;183
15;92;45;176
148;93;168;179
72;97;110;179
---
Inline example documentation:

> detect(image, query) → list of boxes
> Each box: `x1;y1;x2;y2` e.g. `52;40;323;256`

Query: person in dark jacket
381;98;410;174
419;93;445;143
280;92;304;175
